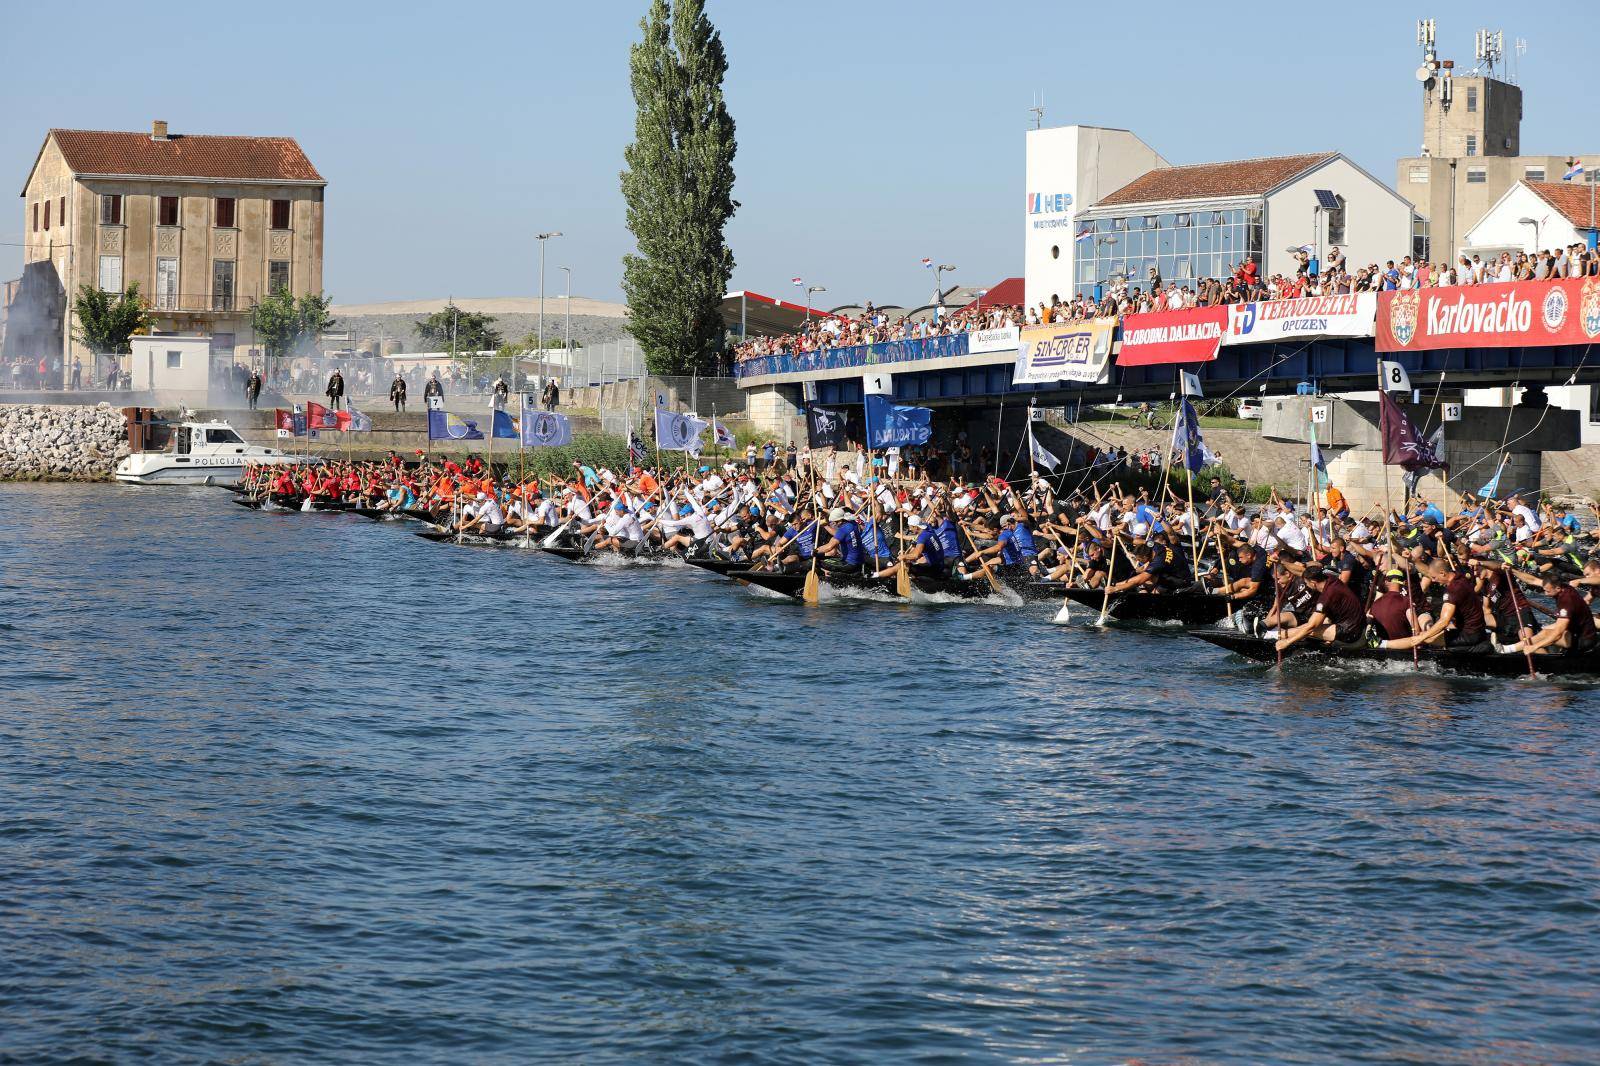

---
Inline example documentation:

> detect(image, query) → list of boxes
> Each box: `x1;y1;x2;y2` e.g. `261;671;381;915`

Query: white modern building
1070;152;1418;302
1462;179;1600;258
1023;125;1167;309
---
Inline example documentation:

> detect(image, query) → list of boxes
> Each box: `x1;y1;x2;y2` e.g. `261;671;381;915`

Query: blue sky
5;1;1596;308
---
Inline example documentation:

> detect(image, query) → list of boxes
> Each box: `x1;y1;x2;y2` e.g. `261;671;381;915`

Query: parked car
1238;398;1263;420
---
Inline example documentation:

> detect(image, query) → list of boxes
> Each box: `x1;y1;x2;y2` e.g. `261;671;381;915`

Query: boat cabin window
205;428;245;444
175;427;191;454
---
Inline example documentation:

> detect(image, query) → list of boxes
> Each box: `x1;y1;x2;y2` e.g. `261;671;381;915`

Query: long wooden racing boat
1188;627;1600;678
1059;586;1236;625
725;564;996;601
416;525;553;547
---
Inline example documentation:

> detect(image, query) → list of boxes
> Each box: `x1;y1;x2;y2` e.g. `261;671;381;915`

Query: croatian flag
791;277;803;286
920;257;933;269
1564;161;1585;181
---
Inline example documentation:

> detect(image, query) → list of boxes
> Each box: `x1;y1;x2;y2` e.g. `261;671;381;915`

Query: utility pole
536;231;562;355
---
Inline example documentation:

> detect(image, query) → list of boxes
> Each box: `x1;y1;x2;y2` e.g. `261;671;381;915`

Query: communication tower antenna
1028;90;1045;131
1512;38;1527;85
1474;28;1504;77
1417;18;1436;57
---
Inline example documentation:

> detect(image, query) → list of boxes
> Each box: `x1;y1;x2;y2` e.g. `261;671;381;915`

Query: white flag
1029;426;1061;471
1379;360;1412;394
1180;370;1203;397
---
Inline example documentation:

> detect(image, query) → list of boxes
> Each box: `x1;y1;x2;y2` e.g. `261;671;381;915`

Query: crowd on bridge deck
733;300;1023;364
734;241;1600;368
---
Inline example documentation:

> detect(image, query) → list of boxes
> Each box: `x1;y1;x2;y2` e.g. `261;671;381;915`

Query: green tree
72;283;149;353
414;304;502;353
250;289;338;362
620;0;738;375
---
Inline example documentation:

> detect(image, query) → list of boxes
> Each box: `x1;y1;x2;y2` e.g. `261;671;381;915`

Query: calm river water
2;483;1597;1064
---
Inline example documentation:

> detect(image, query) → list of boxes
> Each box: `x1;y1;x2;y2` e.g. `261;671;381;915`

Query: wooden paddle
956;515;1004;595
1097;533;1121;626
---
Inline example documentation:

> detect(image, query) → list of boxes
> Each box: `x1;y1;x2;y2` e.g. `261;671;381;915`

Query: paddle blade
896;563;912;599
803;568;821;605
1052;600;1072;625
541;519;572;548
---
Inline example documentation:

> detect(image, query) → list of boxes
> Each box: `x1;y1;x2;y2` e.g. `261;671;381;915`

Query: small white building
1462;179;1600;258
129;334;215;399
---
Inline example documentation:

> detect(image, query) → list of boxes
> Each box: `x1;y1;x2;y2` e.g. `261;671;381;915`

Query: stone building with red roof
14;120;325;382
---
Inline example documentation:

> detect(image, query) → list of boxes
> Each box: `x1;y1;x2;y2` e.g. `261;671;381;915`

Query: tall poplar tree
621;0;738;375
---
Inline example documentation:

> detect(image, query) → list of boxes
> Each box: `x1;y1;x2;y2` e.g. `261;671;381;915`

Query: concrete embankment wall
0;404;130;481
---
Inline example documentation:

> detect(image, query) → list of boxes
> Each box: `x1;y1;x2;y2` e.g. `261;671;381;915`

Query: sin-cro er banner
1012;318;1116;384
1377;278;1600;352
1116;305;1227;366
1224;293;1377;345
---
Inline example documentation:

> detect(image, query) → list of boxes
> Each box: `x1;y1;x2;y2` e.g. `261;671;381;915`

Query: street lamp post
1517;216;1541;254
934;263;957;309
805;284;826;323
560;265;572;380
536;230;562;356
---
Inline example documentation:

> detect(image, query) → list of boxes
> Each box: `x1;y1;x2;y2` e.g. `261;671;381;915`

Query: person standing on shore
390;374;408;413
423;374;444;407
246;370;263;410
325;369;345;412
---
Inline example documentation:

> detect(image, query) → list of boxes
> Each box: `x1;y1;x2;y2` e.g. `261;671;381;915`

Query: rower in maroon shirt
1381;564;1491;653
1366;570;1415;642
1502;574;1599;656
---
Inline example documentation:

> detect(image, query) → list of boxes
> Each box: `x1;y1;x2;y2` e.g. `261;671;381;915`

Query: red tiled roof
1525;181;1600;231
1094;152;1337;207
47;128;323;183
958;277;1024;313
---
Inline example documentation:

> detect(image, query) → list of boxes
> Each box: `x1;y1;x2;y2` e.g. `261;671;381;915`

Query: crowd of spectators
1033;242;1600;322
734;241;1600;369
733;301;1022;365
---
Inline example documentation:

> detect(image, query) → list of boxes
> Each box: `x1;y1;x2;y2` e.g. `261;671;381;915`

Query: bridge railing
735;333;973;380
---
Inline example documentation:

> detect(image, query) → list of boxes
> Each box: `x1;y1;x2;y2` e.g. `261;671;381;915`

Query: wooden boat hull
728;568;807;598
1188;627;1598;678
1060;586;1234;625
683;555;748;578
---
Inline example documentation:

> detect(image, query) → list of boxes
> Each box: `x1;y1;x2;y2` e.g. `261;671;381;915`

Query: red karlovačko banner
1377;277;1600;352
1116;305;1228;366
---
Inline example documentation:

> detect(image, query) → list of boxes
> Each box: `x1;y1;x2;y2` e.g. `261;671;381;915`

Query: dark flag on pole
806;404;850;448
1379;391;1447;471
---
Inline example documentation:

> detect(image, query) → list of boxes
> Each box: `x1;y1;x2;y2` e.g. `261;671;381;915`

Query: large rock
0;403;130;481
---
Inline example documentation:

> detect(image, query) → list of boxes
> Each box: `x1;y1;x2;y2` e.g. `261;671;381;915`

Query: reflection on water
1;484;1597;1064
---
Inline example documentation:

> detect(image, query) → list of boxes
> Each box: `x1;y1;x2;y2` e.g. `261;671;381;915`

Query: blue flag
1309;433;1329;489
655;408;709;453
1478;454;1507;498
1172;397;1216;474
519;400;573;448
863;394;932;449
491;409;519;439
427;409;484;441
